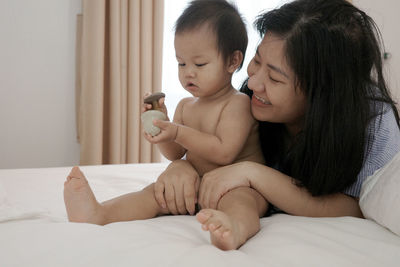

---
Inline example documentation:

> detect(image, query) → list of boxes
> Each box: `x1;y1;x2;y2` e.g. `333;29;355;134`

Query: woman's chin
251;104;273;121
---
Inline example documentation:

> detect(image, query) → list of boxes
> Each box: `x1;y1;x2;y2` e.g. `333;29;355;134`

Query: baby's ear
227;50;243;73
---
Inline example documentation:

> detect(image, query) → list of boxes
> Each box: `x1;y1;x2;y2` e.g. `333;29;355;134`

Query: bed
1;163;399;267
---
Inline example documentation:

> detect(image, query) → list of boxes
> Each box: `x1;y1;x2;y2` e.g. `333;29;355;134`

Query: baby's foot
63;166;105;225
196;209;246;250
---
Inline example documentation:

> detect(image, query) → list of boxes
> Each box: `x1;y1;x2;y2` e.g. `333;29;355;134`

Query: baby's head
175;0;248;70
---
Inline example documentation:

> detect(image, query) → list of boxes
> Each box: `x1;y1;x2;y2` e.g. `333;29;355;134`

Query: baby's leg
64;166;168;225
196;187;268;250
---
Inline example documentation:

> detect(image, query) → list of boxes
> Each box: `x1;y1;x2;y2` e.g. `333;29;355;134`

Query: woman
159;0;400;250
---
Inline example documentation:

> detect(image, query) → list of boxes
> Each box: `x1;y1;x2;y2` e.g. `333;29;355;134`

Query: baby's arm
149;98;189;160
173;93;254;165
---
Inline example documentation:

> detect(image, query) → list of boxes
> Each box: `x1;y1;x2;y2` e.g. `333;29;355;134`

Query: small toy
140;92;167;136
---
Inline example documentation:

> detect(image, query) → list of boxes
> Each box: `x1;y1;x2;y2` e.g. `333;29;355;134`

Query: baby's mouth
186;82;198;89
254;94;271;105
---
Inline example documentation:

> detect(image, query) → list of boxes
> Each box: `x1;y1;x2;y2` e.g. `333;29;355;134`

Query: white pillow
360;151;400;236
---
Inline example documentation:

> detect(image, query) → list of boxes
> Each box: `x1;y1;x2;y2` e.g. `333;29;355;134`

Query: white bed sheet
1;163;399;267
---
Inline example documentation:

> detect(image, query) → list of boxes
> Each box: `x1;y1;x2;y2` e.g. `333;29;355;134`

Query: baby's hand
144;120;179;144
142;92;168;116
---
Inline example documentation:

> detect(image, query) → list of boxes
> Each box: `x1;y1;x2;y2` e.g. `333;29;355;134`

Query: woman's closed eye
269;76;280;83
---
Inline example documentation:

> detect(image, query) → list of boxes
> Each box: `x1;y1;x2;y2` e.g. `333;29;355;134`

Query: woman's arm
199;161;363;218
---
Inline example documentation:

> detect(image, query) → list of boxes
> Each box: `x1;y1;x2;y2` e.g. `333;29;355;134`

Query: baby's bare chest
181;102;226;134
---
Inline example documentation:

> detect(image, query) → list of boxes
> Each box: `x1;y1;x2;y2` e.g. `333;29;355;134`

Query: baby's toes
196;209;213;225
212;224;229;237
205;219;223;232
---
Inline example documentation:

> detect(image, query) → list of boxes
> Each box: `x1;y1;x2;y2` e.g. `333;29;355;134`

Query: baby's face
174;25;232;98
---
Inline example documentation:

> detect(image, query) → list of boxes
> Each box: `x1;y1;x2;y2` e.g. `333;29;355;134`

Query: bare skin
64;166;268;250
64;24;267;250
196;187;268;250
64;166;169;225
64;167;105;224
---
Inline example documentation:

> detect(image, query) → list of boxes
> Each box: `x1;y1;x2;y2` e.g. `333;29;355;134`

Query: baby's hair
175;0;248;70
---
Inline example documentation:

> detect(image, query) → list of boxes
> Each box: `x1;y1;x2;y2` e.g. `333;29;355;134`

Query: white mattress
1;163;399;267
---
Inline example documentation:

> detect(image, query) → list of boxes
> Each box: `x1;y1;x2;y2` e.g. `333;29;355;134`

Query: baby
64;0;265;250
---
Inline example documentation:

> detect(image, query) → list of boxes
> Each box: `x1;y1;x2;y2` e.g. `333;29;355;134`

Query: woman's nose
247;72;264;93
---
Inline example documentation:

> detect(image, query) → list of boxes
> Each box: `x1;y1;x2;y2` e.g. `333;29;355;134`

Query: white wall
0;0;81;169
354;0;400;104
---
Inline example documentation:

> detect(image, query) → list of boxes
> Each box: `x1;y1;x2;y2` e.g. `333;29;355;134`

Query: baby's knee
142;183;170;215
142;182;156;193
142;183;160;201
222;187;268;215
226;186;258;198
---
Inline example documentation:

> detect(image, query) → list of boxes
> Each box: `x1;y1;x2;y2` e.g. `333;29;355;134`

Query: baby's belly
235;149;265;165
186;149;264;177
186;153;220;177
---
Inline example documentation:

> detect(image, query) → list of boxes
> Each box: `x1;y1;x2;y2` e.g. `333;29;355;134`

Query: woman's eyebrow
267;64;289;79
256;48;289;79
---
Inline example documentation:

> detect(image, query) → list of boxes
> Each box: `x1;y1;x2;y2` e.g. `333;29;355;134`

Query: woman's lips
252;94;271;106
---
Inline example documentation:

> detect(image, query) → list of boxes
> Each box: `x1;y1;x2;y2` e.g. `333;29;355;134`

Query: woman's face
247;33;306;136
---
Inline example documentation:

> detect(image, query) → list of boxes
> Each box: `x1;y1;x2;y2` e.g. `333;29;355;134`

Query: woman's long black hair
241;0;400;196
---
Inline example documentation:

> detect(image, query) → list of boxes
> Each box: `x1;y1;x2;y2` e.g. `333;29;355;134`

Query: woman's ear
227;50;243;73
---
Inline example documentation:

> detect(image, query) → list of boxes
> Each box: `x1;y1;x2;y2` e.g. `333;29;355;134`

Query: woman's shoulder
366;102;400;167
369;103;400;145
344;104;399;197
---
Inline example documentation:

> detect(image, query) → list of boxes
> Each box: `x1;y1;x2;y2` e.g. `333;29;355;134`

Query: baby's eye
196;63;207;67
178;63;185;67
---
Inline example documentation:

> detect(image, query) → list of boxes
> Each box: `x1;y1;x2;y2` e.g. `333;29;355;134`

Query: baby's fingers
143;132;157;143
158;97;165;106
143;92;152;99
152;119;168;129
142;103;153;112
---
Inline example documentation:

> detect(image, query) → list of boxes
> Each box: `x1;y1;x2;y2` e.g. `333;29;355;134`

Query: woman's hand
155;159;200;215
198;161;253;209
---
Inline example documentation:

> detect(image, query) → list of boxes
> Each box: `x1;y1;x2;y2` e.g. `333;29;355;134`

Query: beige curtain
76;0;164;165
